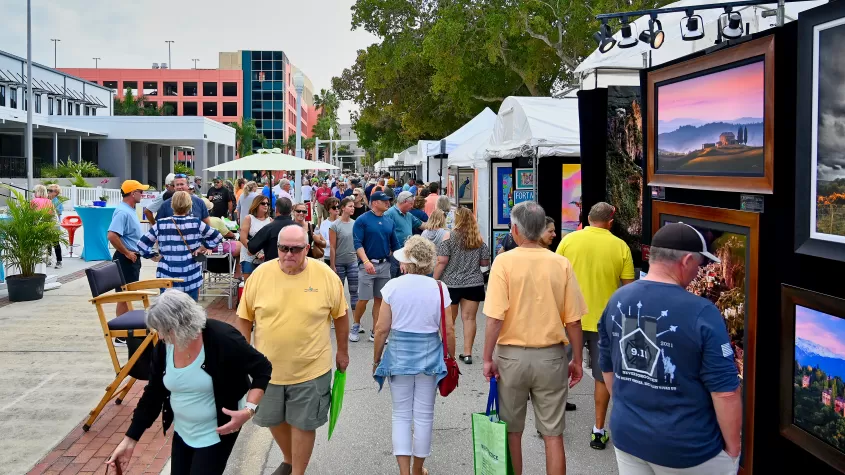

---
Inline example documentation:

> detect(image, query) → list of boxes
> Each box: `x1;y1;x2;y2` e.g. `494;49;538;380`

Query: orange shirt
424;193;439;215
483;247;587;347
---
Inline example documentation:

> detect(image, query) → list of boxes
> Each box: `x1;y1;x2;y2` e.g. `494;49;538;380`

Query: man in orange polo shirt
424;182;440;215
483;201;587;475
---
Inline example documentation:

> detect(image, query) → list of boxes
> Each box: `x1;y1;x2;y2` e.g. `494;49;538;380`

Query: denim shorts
241;260;260;274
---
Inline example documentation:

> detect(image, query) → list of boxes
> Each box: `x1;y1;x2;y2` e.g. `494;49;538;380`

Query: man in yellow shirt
556;202;635;450
483;201;587;475
237;224;349;475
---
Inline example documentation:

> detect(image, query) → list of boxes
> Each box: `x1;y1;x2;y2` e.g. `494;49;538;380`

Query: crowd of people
93;170;743;475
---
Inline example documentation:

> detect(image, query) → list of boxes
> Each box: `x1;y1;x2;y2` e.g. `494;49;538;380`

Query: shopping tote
472;376;513;475
328;369;346;440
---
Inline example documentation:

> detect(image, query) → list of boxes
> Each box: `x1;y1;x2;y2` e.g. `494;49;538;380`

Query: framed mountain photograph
780;285;845;473
646;35;775;193
652;201;760;474
795;0;845;263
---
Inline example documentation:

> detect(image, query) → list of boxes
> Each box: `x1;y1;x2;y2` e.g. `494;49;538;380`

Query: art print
561;164;582;237
515;168;534;190
492;163;513;229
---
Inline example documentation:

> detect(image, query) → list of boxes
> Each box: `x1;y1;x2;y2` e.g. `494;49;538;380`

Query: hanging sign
388;165;417;172
514;190;535;204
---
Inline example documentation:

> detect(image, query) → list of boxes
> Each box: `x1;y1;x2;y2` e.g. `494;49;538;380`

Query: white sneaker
55;262;62;269
349;323;361;342
369;331;375;342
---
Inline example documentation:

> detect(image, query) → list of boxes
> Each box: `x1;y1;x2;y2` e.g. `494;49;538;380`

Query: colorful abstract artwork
493;163;513;229
656;61;765;176
561;164;582;237
515;168;534;190
492;231;509;258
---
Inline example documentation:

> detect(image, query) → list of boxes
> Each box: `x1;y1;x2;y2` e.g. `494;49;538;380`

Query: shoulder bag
171;218;206;263
437;281;461;396
309;222;326;259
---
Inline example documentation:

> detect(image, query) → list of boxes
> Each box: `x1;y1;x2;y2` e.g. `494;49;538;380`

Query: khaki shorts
253;371;331;431
495;344;568;436
615;448;740;475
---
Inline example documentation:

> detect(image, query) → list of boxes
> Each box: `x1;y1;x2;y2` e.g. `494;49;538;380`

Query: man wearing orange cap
107;180;149;342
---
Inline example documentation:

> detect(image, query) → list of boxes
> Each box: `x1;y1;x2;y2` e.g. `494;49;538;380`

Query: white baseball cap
164;173;176;185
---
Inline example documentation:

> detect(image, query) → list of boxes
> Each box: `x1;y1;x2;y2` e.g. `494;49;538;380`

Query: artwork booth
575;1;845;473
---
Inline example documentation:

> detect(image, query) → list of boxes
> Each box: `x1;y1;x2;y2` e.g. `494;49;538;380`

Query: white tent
576;0;826;89
424;107;497;156
398;145;417;165
447;130;492;169
485;97;580;159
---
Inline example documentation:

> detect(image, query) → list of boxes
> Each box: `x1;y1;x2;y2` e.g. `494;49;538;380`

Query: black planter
6;273;46;302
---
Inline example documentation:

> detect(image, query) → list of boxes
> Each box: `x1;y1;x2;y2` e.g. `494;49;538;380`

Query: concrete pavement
224;305;620;475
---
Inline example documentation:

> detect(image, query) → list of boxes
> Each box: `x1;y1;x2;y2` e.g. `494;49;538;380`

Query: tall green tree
230;118;265;158
113;88;172;116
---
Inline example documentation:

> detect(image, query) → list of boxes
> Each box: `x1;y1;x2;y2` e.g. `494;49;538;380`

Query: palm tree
113;88;169;116
230;118;265;158
312;89;341;140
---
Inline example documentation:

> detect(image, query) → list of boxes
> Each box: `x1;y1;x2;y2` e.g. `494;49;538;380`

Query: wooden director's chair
82;262;182;431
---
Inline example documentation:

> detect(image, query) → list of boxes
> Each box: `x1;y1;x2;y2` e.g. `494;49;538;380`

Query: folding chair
201;249;238;309
82;262;181;431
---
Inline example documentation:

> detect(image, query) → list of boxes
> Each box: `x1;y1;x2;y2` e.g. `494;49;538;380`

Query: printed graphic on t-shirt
610;300;680;391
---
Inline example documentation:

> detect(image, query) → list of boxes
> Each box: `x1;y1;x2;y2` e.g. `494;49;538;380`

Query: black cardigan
126;319;272;441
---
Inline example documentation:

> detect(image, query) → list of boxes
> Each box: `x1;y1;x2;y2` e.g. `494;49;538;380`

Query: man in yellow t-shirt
482;201;587;475
555;201;635;450
236;224;349;475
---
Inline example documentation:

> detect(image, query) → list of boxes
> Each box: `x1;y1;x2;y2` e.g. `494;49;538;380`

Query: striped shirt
138;216;222;292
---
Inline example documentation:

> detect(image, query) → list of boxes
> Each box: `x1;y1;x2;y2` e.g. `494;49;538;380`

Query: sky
657;61;765;124
817;22;845;182
796;305;845;359
0;0;377;123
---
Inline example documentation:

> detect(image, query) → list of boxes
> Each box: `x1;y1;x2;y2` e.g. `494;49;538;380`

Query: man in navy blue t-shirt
599;223;741;474
154;175;210;225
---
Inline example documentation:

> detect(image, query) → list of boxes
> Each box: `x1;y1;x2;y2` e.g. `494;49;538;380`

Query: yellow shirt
237;258;348;385
483;247;587;347
555;226;635;332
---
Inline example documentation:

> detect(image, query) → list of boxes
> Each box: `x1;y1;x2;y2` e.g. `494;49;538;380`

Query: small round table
75;206;116;262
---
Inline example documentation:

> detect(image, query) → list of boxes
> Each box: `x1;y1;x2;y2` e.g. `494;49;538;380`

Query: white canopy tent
576;0;826;89
485;96;580;159
425;108;497;156
447;130;492;169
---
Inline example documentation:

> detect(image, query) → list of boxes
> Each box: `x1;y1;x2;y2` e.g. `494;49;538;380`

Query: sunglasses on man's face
277;244;307;255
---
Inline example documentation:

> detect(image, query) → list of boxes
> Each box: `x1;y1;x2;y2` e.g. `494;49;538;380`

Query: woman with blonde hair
234;177;247;202
138;191;222;300
373;236;455;475
236;181;260;225
352;187;368;219
239;194;272;280
433;207;489;364
421;209;449;247
436;195;454;230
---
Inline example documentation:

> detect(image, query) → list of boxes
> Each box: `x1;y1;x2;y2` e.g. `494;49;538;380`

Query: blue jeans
160;287;200;301
335;262;359;309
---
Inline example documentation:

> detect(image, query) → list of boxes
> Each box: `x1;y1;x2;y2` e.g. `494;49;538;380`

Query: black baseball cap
651;223;720;263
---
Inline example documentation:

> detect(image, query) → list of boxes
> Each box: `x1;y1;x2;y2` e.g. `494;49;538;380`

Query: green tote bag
328;369;346;440
472;376;513;475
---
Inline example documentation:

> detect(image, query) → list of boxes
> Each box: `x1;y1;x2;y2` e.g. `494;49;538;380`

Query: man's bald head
278;223;308;246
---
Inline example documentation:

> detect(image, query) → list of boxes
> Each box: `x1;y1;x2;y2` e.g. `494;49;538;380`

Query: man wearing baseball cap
350;191;400;342
597;223;741;474
207;176;234;219
143;172;176;225
107;180;149;337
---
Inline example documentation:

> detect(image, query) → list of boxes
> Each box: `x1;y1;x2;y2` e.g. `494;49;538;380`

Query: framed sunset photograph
646;35;775;193
781;285;845;473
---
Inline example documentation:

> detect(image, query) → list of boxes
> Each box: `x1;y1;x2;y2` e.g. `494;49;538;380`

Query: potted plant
0;186;67;301
93;194;108;207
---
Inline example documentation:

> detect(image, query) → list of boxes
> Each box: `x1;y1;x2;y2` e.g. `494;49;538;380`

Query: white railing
60;185;123;210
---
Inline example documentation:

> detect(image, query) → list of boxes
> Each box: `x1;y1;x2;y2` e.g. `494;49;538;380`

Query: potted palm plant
0;186;67;301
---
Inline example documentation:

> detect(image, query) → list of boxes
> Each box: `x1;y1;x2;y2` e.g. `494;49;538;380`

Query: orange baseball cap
120;180;150;194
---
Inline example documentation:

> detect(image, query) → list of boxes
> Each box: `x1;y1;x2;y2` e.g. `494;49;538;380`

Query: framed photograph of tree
651;201;760;474
646;35;775;193
780;285;845;473
795;0;845;262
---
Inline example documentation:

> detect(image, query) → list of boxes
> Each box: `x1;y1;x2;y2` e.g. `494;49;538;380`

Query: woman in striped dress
138;191;222;301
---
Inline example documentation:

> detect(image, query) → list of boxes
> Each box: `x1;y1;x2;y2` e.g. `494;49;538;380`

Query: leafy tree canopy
335;0;672;159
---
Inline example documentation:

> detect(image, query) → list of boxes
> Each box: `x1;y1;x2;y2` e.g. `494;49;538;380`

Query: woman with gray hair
106;289;272;475
373;236;455;475
436;194;455;230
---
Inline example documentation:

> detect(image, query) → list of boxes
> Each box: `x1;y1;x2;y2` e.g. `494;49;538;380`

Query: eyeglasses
353;193;360;197
174;174;188;178
294;209;308;214
260;202;270;206
330;206;339;210
277;244;307;255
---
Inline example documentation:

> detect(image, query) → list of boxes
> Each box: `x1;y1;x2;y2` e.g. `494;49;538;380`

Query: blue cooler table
75;206;116;262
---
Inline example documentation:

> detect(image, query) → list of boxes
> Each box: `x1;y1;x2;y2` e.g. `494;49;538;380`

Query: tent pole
532;148;539;202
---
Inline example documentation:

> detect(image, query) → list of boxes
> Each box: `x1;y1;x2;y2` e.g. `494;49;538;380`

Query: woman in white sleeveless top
238;195;272;280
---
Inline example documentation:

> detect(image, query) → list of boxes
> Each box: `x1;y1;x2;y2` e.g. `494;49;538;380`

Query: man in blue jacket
384;191;422;278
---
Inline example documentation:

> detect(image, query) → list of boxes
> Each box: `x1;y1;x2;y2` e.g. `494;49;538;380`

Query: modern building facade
0;49;235;189
59;67;243;126
219;50;317;151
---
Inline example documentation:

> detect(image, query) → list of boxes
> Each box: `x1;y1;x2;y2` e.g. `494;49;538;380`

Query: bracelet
363;259;371;264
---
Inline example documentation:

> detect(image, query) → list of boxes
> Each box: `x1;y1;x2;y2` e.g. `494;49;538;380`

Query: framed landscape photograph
652;201;760;474
780;285;845;473
561;164;582;238
646;35;775;193
515;168;534;190
795;1;845;262
492;163;513;229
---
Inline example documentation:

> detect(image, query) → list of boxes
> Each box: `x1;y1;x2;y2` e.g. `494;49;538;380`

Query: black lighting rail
595;0;813;21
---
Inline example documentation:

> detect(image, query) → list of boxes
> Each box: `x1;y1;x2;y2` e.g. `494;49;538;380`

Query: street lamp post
165;40;175;67
328;126;334;170
93;57;101;68
293;71;305;203
191;58;199;69
50;38;60;68
26;0;34;193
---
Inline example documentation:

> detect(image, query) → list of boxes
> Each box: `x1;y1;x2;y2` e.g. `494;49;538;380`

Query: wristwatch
245;402;258;417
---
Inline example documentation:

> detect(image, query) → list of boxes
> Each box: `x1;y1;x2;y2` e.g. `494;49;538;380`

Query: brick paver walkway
26;296;238;475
